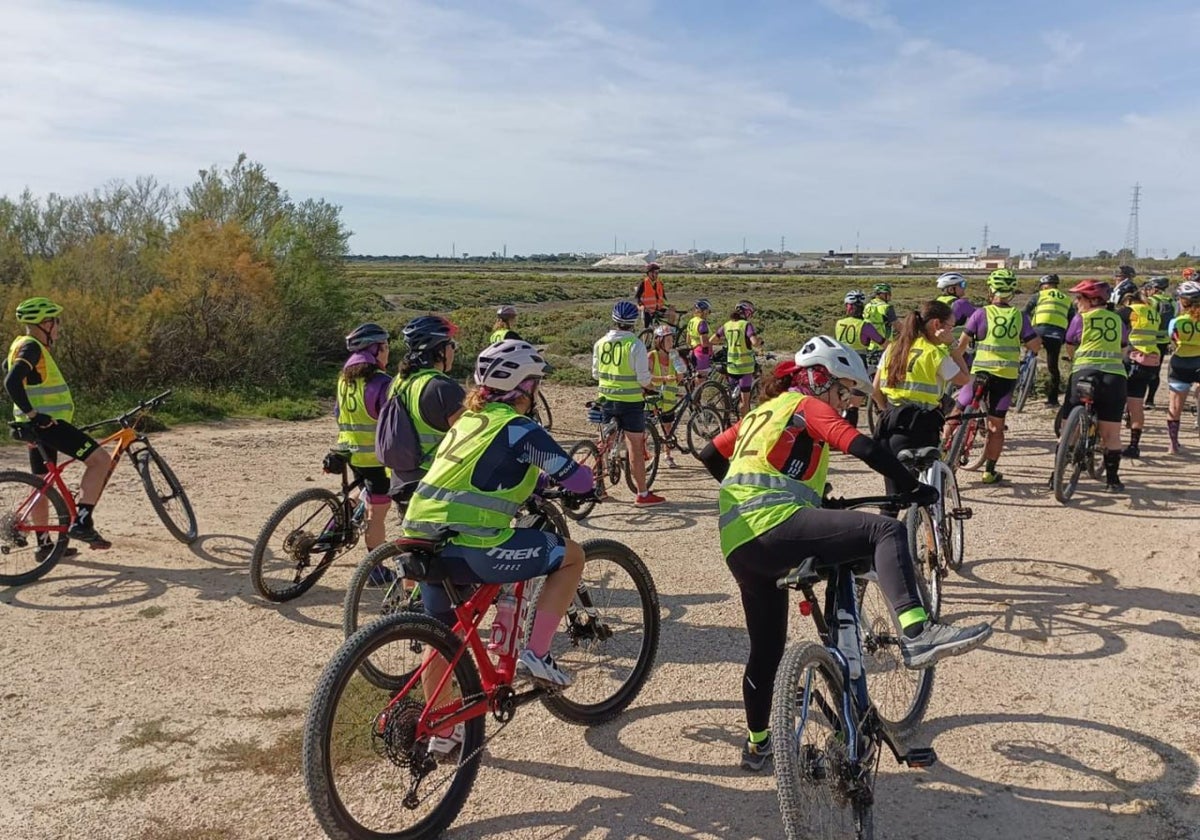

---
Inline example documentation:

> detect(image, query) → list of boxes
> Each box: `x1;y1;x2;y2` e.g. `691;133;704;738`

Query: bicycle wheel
0;472;71;587
772;643;873;840
343;540;424;643
540;539;660;725
697;380;733;424
625;422;661;494
669;403;692;456
686;406;725;455
855;574;934;738
135;445;198;544
905;504;942;619
866;399;881;436
638;327;654;350
564;440;601;520
1053;406;1088;504
304;613;485;840
250;487;348;602
962;418;988;472
530;388;554;432
1085;419;1105;481
936;462;966;571
1013;357;1037;413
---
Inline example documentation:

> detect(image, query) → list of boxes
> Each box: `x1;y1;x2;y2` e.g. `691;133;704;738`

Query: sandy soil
1;385;1198;840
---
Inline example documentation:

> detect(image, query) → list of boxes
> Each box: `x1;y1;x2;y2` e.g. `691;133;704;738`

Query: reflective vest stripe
412;482;522;517
1074;309;1127;375
1033;289;1071;329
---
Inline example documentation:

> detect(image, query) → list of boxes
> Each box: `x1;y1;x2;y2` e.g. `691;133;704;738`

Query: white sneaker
427;723;464;758
516;648;574;687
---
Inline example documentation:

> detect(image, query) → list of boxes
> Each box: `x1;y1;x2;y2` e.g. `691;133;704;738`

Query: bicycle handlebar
81;389;173;432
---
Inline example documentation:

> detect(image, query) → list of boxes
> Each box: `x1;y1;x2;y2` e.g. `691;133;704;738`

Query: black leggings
1041;335;1064;401
874;404;945;510
724;508;922;733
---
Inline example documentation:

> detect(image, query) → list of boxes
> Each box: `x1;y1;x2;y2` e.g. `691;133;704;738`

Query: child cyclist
685;299;714;381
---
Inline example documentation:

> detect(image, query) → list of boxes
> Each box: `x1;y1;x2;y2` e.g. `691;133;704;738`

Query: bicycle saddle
897;446;942;469
393;536;453;581
776;556;826;589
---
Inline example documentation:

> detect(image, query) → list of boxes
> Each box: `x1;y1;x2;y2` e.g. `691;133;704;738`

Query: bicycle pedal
901;747;937;768
950;507;973;520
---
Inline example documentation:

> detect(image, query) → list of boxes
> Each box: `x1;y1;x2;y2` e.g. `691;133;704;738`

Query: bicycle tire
669;402;692;456
304;613;485;840
772;643;873;840
905;504;942;619
1085;419;1105;482
962;418;988;472
696;380;733;425
343;540;422;631
135;444;198;544
937;462;966;571
249;487;347;602
856;574;934;739
866;399;881;436
564;440;601;520
638;327;654;350
1013;356;1037;414
1053;405;1088;504
0;472;72;586
531;388;554;432
624;422;661;494
686;406;725;455
540;538;660;725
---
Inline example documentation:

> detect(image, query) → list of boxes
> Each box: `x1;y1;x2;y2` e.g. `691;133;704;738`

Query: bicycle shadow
188;532;255;568
575;507;699;533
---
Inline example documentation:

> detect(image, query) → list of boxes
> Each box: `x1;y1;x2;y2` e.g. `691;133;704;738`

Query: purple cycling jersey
962;307;1039;343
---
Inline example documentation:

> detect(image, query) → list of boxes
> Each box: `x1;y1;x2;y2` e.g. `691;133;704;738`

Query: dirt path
1;387;1198;840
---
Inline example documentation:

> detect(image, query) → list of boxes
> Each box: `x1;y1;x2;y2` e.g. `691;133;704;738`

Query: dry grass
137;821;235;840
93;764;177;800
205;728;303;777
118;717;199;752
137;605;168;619
239;705;304;721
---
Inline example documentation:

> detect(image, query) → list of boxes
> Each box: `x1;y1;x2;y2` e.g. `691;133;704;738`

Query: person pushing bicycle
698;335;991;772
4;298;111;549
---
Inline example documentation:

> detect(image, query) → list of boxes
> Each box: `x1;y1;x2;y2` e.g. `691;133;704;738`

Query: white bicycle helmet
795;335;873;395
475;340;547;390
844;290;866;306
936;272;967;290
1178;280;1200;301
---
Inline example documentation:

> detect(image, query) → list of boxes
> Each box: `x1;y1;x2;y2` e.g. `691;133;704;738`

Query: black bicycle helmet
345;322;390;352
402;315;458;352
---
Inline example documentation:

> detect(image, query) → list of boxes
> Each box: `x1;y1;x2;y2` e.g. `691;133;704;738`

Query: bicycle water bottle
836;609;863;679
488;586;519;657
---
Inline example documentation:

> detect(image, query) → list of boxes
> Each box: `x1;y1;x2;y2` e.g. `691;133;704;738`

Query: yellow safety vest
1033;288;1071;330
1150;293;1174;344
936;294;967;340
649;352;681;410
596;334;643;402
1172;313;1200;358
880;336;944;407
718;392;829;558
403;402;538;549
489;328;511;344
971;305;1023;379
336;373;383;467
686;315;707;349
1074;309;1127;376
6;336;74;422
835;317;868;352
722;320;755;375
1126;303;1161;355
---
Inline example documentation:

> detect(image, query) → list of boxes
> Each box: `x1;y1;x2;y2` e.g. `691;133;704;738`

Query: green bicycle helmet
987;269;1018;295
15;297;64;324
872;283;892;295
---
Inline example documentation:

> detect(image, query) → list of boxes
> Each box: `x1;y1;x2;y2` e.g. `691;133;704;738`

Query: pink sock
527;609;560;657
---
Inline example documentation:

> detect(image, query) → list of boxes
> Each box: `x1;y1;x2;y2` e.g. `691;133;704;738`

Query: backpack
374;380;424;474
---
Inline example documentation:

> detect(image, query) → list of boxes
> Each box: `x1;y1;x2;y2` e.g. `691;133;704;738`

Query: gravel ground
1;385;1198;840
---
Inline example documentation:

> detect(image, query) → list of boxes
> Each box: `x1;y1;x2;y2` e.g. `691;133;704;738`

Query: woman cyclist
935;273;978;343
834;289;887;428
1165;280;1200;454
335;323;393;554
402;340;596;688
649;323;687;467
1111;278;1161;458
715;300;762;418
698;335;991;772
685;299;713;380
1057;280;1130;492
490;305;521;344
872;300;971;508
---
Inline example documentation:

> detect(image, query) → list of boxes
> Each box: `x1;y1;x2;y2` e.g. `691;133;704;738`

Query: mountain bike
637;306;680;349
304;490;660;840
565;399;661;519
342;491;572;653
941;375;991;472
1012;350;1038;414
772;493;939;840
897;446;970;620
705;349;777;424
0;391;197;586
644;374;727;460
248;450;370;602
1051;376;1105;503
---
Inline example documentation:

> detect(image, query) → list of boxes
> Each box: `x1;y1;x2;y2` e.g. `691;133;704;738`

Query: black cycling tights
724;508;923;733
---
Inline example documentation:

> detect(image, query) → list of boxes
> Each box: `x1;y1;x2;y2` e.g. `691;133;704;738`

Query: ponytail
884;300;952;388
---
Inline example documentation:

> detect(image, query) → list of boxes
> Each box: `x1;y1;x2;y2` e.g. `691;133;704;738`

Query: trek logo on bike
487;546;542;562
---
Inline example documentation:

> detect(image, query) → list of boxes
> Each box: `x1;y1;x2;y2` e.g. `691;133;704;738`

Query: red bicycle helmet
1069;279;1112;301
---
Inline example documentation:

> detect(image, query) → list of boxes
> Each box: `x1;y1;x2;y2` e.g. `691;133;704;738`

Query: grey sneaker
516;649;574;687
901;621;992;670
740;735;773;771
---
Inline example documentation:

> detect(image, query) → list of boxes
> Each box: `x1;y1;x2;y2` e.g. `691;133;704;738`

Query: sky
2;0;1199;257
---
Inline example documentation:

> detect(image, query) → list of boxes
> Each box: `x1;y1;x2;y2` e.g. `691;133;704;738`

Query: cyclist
634;262;667;329
649;324;687;468
382;315;466;504
685;299;714;381
834;290;886;428
335;323;394;553
4;298;112;550
1023;274;1074;406
697;335;991;771
864;283;897;351
1165;279;1200;454
715;300;762;418
1111;278;1161;458
402;340;596;693
592;301;665;506
490;305;521;344
1144;275;1176;408
950;269;1041;484
1057;279;1130;492
934;272;978;343
872;300;971;508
